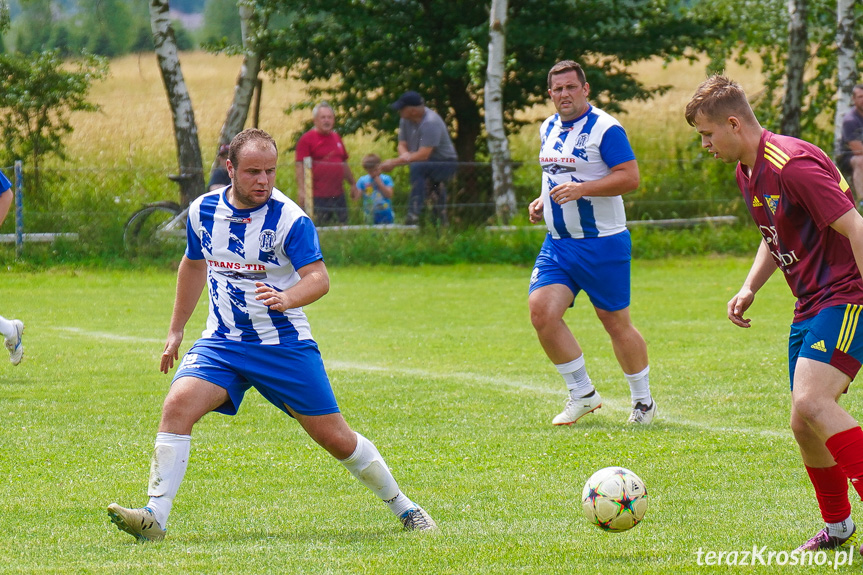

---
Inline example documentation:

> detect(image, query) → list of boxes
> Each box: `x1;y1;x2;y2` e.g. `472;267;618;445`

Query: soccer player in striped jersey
528;60;655;426
108;129;435;542
686;75;863;553
0;168;23;365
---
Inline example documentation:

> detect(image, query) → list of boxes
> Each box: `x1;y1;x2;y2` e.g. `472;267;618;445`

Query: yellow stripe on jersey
764;145;788;170
837;304;863;353
765;141;791;163
840;173;851;193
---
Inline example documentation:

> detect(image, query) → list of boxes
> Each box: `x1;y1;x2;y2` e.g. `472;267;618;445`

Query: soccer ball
582;466;648;532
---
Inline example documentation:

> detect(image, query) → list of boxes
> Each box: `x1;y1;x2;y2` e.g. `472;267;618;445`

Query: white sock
146;432;191;529
556;356;594;398
625;366;652;406
0;316;14;339
828;516;855;539
339;432;416;517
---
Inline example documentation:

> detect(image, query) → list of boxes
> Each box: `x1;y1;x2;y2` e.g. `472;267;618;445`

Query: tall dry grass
66;52;395;172
68;51;764;170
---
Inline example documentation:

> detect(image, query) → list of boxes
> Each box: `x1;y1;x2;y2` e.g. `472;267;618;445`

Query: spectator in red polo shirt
294;102;359;225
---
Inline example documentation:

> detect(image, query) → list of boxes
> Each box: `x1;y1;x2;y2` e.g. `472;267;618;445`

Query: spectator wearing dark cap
208;144;232;191
380;91;458;225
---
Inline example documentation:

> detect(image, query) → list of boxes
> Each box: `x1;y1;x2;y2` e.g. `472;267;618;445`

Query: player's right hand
160;330;184;373
528;197;543;223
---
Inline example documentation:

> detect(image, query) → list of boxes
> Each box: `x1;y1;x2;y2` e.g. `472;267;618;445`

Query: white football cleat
552;391;602;425
627;401;657;424
400;507;437;531
107;504;166;542
4;319;23;365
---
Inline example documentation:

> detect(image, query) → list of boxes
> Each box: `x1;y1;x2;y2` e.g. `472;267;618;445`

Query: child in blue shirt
356;154;395;224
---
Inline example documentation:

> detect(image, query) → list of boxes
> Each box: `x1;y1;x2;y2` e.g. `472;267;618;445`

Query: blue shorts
172;338;339;417
788;304;863;389
528;231;632;312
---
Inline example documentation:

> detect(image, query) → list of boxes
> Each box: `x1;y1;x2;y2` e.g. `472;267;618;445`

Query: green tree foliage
1;0;9;32
0;50;107;181
8;0;189;56
0;0;9;52
12;0;53;53
258;0;725;164
77;0;134;57
200;0;242;46
694;0;863;151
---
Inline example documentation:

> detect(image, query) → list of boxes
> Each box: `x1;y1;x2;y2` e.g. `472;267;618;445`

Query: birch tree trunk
215;0;268;161
780;0;807;137
149;0;204;208
485;0;515;223
834;0;857;158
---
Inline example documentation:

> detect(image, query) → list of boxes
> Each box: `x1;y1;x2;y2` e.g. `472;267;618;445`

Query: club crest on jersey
259;230;277;252
764;195;779;214
575;133;588;148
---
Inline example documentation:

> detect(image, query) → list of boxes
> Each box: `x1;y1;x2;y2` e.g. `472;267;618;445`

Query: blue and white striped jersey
185;187;323;344
539;105;636;239
0;169;11;194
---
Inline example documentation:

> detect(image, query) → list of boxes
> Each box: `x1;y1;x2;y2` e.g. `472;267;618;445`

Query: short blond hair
228;129;277;167
685;75;757;127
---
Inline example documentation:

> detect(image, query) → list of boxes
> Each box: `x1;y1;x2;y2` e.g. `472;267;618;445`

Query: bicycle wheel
123;202;183;256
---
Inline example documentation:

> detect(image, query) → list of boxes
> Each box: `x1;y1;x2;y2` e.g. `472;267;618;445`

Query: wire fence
0;158;746;257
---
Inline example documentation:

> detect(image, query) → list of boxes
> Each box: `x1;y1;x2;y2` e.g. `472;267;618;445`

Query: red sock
825;426;863;501
806;465;851;523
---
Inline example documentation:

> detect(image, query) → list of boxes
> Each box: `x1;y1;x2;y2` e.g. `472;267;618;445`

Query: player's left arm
549;124;639;205
0;188;12;227
254;259;330;312
549;160;639;205
828;208;863;277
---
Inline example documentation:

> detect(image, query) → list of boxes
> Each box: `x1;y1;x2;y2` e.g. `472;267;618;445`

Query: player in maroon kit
686;75;863;553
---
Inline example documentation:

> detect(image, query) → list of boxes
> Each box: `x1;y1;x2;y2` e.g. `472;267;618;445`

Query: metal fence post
303;156;314;219
14;161;22;258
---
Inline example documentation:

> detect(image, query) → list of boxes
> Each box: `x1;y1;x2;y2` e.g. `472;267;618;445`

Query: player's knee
319;428;357;459
790;392;827;427
159;395;201;433
789;410;814;440
306;420;356;459
597;312;634;340
529;299;558;331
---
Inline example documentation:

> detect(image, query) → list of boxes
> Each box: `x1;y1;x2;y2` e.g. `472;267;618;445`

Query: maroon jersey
295;129;349;199
736;130;863;321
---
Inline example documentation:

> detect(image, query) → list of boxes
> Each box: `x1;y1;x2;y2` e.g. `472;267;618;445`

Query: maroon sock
805;464;851;523
825;426;863;501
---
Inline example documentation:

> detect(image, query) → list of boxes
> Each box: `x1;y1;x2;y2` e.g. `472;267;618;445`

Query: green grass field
3;258;859;574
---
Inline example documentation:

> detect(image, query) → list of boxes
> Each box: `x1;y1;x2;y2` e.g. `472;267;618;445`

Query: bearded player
107;129;436;541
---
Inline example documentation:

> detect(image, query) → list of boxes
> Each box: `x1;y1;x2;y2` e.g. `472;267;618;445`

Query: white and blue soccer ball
582;466;648;532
